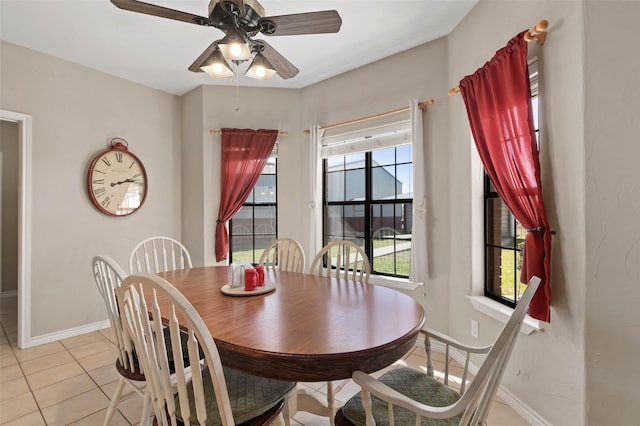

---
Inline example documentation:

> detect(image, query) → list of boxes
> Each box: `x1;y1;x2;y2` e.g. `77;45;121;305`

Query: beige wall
583;2;640;424
0;120;19;293
0;41;182;337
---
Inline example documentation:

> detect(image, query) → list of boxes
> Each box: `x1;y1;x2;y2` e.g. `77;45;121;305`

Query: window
323;143;412;278
483;61;539;307
229;158;277;263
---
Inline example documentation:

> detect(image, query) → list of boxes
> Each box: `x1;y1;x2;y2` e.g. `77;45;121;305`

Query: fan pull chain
233;62;240;112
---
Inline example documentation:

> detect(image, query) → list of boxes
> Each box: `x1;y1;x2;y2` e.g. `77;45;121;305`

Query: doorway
0;110;32;349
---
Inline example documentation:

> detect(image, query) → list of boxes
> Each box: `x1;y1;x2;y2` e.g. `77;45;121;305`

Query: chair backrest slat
310;240;370;284
129;236;193;274
259;237;306;273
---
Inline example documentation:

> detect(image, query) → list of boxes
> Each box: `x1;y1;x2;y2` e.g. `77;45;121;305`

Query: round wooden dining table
155;266;425;382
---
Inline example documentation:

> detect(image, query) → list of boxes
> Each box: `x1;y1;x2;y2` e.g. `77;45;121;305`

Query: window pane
345;168;365;201
372;146;395;166
371;203;412;276
344;205;365;238
345;153;365;170
327;170;345;202
486;198;520;249
485;246;525;304
372;166;397;200
327;156;343;170
396;144;412;164
254;233;274;264
254;206;276;237
231;206;252;236
254;174;276;203
231;234;254;263
396;163;412;198
327;205;344;238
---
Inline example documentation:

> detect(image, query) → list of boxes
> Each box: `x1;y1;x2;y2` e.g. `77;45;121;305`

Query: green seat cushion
342;367;463;426
121;328;194;378
176;366;296;425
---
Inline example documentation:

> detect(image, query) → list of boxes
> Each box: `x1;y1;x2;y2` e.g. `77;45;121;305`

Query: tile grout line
0;316;48;425
58;336;136;426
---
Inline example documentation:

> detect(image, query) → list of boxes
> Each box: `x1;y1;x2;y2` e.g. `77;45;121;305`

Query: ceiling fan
111;0;342;80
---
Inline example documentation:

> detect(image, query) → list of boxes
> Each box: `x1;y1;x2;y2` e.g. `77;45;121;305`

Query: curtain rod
448;19;549;97
209;129;288;137
303;99;434;135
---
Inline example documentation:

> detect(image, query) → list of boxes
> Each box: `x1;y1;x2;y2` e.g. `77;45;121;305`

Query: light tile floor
0;295;530;425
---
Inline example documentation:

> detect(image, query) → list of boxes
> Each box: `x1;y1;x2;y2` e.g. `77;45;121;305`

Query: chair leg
103;377;126;426
139;391;152;426
282;389;293;426
327;381;335;426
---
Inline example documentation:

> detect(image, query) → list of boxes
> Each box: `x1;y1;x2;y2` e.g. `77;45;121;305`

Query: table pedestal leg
291;387;332;418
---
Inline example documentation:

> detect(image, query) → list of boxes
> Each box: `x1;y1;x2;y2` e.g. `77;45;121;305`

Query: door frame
0;110;32;348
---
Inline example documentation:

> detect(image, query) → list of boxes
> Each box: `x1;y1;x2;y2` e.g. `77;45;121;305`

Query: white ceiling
0;0;478;96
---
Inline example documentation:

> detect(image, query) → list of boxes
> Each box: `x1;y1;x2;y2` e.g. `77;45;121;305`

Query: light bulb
254;66;266;78
212;63;224;74
230;43;243;58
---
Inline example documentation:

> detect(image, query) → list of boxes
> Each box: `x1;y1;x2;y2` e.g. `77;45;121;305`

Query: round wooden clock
87;138;147;216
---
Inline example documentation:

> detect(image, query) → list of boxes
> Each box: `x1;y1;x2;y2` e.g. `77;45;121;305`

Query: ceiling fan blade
111;0;209;26
258;10;342;36
259;40;299;79
188;41;220;72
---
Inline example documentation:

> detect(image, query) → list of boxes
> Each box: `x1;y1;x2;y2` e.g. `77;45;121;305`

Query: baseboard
1;290;18;298
26;320;111;348
416;335;551;425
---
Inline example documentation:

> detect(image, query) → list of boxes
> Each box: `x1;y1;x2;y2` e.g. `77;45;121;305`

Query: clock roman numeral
101;157;111;167
132;173;141;178
92;179;104;185
129;161;135;169
94;187;106;197
115;152;123;163
101;197;111;208
94;169;106;175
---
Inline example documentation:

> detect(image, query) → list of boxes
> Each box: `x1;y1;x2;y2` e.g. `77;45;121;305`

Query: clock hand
110;178;138;187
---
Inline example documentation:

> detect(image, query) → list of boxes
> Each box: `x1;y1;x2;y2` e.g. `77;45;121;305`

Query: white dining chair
129;236;192;274
116;272;296;425
92;255;151;426
335;276;542;426
259;237;306;273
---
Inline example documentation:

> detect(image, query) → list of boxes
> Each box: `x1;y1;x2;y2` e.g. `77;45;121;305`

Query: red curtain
215;128;278;262
459;31;552;322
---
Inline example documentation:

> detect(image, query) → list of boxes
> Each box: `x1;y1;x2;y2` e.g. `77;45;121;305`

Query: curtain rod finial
418;99;435;111
524;19;549;45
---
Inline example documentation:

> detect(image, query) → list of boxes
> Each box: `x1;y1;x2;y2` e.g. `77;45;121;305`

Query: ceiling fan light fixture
218;32;252;61
200;49;235;78
245;53;276;80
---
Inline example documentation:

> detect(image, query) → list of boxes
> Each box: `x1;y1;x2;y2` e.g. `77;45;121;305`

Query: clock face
88;148;147;216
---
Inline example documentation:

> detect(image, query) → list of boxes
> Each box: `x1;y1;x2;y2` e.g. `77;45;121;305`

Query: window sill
369;275;422;291
466;296;544;335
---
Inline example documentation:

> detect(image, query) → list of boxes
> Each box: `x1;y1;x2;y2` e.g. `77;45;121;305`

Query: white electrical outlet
471;320;479;339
